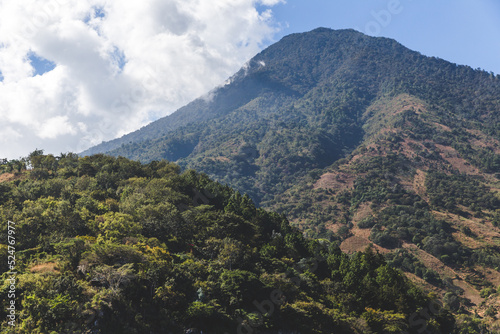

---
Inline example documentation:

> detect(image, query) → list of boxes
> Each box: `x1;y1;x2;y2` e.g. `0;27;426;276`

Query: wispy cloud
0;0;283;158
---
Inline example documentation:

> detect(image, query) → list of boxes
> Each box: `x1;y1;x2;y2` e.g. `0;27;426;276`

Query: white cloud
0;127;22;143
38;115;76;139
0;0;283;159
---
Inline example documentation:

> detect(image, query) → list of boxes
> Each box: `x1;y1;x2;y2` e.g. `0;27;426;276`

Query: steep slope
0;154;464;333
271;92;500;318
84;28;500;318
80;67;285;156
91;28;500;204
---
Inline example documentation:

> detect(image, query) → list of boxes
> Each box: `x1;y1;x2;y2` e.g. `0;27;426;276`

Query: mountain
85;28;500;203
84;28;500;320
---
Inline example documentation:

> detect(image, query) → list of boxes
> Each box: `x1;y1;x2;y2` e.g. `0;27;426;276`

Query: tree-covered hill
80;28;500;322
1;153;481;333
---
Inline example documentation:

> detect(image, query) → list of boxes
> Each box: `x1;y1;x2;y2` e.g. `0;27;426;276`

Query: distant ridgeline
0;152;474;333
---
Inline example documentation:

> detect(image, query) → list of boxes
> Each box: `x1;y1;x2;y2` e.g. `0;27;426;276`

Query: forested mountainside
87;28;500;204
0;153;479;333
83;28;500;320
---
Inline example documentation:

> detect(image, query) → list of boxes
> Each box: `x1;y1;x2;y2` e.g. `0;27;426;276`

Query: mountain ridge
97;28;500;200
85;28;500;165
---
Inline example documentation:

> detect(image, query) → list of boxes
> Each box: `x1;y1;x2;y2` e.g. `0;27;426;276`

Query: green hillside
0;153;477;333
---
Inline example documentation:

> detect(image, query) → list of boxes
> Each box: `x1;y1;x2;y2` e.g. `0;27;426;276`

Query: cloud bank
0;0;284;158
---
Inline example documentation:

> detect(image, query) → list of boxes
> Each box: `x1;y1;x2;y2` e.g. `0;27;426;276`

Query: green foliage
95;212;141;241
0;153;449;333
367;205;469;266
327;246;428;315
479;287;496;298
426;171;500;213
454;315;489;334
386;249;443;286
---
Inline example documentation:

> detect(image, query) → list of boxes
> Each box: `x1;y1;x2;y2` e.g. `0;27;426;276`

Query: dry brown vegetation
435;144;482;174
30;262;60;274
313;171;356;191
0;173;17;183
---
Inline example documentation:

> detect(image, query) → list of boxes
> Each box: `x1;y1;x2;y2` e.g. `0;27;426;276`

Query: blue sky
28;52;56;76
268;0;500;74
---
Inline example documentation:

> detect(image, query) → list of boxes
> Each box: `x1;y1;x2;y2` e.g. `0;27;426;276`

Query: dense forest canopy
0;152;489;333
77;28;500;332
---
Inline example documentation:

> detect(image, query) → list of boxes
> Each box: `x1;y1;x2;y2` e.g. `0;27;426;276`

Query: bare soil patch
0;173;16;183
340;226;389;254
434;144;481;174
352;203;374;224
211;156;231;162
432;122;452;132
313;172;355;191
412;169;428;200
30;262;60;274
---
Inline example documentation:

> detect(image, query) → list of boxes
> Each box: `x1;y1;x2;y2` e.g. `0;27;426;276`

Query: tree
28;148;44;169
96;212;141;241
92;263;136;293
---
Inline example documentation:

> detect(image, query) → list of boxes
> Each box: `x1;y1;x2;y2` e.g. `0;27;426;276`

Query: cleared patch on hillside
452;230;486;250
435;144;481;174
341;235;380;254
432;211;500;248
476;266;500;288
402;243;482;307
323;222;342;234
362;94;428;137
0;173;16;183
341;225;389;254
403;243;455;277
314;171;355;191
398;138;424;161
210;156;231;162
432;122;452;132
467;129;500;154
412;169;428;200
404;272;442;295
352;203;374;224
30;262;60;274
